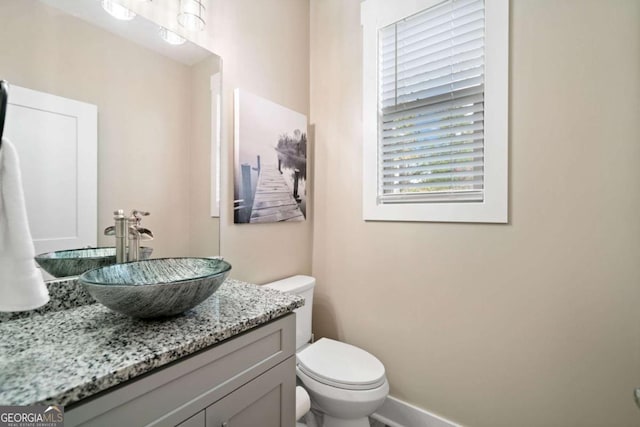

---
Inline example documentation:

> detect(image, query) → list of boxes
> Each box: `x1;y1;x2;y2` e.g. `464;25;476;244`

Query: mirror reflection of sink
78;258;232;319
35;247;153;278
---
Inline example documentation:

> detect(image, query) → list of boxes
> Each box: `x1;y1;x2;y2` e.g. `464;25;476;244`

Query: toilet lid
296;338;386;390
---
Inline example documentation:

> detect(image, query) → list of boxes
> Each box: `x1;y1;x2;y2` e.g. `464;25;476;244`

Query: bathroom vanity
0;279;303;426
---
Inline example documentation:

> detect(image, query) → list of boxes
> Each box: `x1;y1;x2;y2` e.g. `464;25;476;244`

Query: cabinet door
206;357;295;427
177;411;205;427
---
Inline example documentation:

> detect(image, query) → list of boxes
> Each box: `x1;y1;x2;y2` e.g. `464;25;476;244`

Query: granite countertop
0;278;303;407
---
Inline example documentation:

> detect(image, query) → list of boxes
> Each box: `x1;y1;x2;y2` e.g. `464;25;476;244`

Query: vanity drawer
65;314;295;427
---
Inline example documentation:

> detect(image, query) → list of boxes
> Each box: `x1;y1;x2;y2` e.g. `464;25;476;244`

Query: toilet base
297;369;389;427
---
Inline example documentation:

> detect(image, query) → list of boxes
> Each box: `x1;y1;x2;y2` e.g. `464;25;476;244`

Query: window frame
361;0;509;223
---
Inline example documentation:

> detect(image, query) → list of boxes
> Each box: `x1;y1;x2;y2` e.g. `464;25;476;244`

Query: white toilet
264;276;389;427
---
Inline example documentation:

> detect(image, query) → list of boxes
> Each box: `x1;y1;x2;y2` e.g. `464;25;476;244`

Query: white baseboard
371;396;462;427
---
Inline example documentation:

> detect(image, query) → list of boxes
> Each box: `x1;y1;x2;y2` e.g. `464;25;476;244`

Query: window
362;0;508;222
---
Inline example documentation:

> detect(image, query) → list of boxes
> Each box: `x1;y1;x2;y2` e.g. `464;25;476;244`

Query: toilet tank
263;275;315;351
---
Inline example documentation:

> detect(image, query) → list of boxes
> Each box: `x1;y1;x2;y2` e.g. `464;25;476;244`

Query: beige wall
0;0;221;258
310;0;640;426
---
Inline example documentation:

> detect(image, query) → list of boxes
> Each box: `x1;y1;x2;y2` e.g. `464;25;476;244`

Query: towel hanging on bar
0;80;8;149
0;137;50;311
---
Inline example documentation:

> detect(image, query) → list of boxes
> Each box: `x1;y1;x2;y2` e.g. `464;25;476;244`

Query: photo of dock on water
233;89;308;224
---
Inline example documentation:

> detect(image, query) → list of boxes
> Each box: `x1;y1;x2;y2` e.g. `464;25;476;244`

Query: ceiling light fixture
177;0;206;32
101;0;136;21
159;27;186;45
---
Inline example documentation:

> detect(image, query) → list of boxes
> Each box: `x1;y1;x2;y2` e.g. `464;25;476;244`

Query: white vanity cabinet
65;314;296;427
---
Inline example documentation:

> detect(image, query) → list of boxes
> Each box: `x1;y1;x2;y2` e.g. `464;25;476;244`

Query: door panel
5;85;97;254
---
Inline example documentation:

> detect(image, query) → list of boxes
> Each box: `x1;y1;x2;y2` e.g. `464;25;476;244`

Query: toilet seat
297;338;386;391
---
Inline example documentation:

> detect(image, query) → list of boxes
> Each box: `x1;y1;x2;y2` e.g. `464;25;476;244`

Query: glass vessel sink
78;257;232;318
35;247;153;278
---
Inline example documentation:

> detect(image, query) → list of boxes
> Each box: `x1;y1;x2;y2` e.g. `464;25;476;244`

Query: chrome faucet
127;210;153;262
104;209;153;263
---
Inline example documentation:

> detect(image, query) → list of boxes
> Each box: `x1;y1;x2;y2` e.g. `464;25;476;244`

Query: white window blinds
378;0;485;204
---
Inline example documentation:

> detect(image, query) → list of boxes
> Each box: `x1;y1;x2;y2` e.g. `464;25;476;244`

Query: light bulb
177;0;205;32
101;0;136;21
159;27;186;45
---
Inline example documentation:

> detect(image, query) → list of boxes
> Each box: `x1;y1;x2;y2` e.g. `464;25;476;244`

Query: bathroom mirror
0;0;222;266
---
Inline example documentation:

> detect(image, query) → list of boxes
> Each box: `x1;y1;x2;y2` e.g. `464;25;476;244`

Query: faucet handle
104;225;116;236
131;210;150;226
130;210;153;240
132;210;149;219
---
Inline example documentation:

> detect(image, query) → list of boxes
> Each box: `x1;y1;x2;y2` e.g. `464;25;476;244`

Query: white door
4;85;97;254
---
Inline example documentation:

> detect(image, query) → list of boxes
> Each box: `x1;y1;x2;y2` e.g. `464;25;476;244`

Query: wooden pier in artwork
250;164;304;223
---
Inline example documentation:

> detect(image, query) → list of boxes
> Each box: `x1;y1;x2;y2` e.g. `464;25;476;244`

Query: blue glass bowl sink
35;247;153;278
78;258;232;318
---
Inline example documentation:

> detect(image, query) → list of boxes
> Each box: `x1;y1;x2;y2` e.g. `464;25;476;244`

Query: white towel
0;138;49;311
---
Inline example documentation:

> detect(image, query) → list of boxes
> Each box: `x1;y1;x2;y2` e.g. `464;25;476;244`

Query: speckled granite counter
0;279;303;407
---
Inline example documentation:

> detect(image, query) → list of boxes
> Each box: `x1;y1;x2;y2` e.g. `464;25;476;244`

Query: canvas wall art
233;89;308;224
